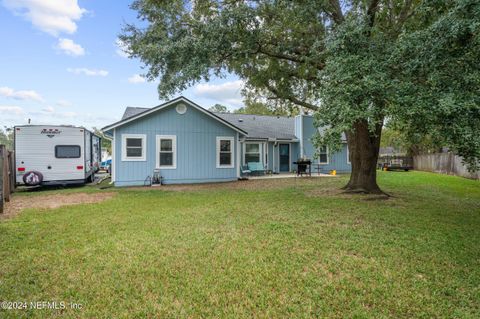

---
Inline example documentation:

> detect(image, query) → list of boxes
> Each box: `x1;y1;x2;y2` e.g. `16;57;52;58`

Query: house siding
114;102;239;186
300;116;351;173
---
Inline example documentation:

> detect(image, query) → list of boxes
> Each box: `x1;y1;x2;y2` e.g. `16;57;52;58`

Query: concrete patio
249;173;335;179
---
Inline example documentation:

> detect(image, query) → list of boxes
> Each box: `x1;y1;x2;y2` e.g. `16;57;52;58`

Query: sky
0;0;244;130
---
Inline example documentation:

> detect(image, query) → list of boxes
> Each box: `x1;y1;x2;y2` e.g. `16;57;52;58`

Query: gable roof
102;96;247;135
122;107;149;120
119;106;298;140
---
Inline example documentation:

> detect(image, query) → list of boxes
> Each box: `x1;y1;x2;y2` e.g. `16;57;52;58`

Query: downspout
300;114;304;159
110;128;116;184
236;132;241;178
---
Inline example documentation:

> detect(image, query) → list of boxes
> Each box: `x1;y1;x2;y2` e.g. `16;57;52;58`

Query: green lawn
1;172;479;318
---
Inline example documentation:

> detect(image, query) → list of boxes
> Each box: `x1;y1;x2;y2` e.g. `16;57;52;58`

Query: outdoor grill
294;158;312;176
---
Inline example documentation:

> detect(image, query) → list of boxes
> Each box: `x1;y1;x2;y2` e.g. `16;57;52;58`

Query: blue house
102;97;351;186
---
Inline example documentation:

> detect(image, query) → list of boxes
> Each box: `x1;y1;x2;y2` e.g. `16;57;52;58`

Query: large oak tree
121;0;480;193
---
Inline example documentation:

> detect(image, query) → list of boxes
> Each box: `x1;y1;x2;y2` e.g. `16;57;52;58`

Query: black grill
294;159;312;176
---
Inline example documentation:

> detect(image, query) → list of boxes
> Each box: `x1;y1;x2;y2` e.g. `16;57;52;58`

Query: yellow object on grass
330;170;337;175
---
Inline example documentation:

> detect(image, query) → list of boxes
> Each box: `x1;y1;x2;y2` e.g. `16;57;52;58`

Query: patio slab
249;173;335;179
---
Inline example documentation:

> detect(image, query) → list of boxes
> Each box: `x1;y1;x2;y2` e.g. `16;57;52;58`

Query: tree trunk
343;119;384;194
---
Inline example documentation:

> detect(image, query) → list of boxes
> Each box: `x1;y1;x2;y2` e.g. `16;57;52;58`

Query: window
122;134;146;161
156;135;176;169
318;145;329;164
245;143;261;164
347;146;351;164
217;137;234;168
55;145;81;158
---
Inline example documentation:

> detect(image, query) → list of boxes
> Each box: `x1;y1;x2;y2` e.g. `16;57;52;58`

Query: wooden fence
0;145;15;214
413;153;480;180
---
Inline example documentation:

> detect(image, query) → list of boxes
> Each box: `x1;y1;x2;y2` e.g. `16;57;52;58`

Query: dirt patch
1;192;116;220
128;177;341;192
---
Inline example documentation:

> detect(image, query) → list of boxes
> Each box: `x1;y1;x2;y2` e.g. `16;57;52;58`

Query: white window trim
156;135;177;169
347;145;351;164
216;136;235;169
121;134;146;161
243;142;263;165
318;145;329;165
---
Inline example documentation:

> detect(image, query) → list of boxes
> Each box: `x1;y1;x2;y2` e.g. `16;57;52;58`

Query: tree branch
396;0;414;28
367;0;380;27
328;0;344;24
256;44;325;70
264;83;319;111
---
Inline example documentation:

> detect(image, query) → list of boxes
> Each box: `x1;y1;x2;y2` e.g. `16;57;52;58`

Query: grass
0;171;479;318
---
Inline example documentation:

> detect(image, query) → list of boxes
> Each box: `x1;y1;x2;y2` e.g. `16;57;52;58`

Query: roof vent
238;119;243;122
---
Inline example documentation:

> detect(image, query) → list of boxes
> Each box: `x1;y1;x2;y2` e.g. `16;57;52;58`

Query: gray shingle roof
214;113;297;140
120;107;298;140
122;107;149;120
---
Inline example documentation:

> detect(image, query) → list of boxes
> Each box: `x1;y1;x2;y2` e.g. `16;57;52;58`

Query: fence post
9;151;15;194
0;145;4;213
4;150;10;202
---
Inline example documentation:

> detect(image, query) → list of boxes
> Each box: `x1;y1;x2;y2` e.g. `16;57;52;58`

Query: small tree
208;104;229;113
0;127;14;150
235;90;298;116
121;0;480;193
93;127;112;154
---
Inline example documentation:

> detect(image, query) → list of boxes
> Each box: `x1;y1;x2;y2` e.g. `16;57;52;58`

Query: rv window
55;145;81;158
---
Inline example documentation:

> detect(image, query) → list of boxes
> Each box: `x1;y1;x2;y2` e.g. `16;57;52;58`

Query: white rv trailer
14;125;101;186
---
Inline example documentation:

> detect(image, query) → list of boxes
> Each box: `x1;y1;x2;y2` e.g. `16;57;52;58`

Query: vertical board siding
300;116;352;173
115;102;238;186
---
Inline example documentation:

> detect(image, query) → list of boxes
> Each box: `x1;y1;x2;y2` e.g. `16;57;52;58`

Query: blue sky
0;0;244;130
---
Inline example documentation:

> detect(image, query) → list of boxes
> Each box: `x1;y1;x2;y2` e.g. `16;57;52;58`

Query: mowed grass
0;172;479;318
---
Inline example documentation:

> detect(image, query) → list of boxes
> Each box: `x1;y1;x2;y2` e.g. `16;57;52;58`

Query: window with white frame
122;134;146;161
216;137;234;168
347;146;351;164
318;145;329;164
156;135;176;169
245;143;261;164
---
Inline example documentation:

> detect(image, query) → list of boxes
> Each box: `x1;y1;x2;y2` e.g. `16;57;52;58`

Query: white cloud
0;86;44;102
67;67;108;77
56;111;78;118
56;38;85;56
194;80;244;107
128;74;146;84
115;39;130;58
0;103;117;128
42;105;55;113
0;105;25;115
3;0;86;36
56;99;71;107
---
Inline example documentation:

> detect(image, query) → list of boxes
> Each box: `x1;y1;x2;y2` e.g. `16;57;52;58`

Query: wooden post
4;150;11;202
0;145;4;213
9;151;15;194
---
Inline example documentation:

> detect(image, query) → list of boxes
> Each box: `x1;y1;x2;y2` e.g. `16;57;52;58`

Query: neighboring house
102;96;351;186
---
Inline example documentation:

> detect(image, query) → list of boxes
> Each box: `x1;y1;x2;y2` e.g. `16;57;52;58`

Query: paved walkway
249;173;335;179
